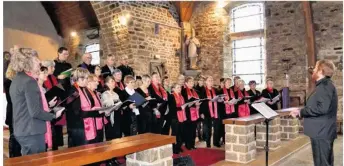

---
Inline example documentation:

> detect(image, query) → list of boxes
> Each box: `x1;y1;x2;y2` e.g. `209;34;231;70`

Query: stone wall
190;2;228;84
92;1;181;81
312;1;343;120
265;2;308;91
126;144;173;166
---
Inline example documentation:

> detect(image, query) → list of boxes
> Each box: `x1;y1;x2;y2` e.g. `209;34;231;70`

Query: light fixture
70;31;77;37
216;0;226;8
119;15;127;25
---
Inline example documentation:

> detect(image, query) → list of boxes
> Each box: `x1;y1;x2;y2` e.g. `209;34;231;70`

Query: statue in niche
185;28;201;70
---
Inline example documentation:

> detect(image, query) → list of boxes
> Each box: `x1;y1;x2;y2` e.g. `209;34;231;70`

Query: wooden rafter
302;1;316;93
174;1;195;22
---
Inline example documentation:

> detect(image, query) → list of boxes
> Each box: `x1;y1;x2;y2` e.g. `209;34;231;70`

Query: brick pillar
225;124;256;164
298;119;304;133
126;144;173;166
280;116;299;140
256;117;281;150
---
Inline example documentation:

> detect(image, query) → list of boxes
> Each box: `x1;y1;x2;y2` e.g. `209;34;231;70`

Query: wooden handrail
5;133;175;166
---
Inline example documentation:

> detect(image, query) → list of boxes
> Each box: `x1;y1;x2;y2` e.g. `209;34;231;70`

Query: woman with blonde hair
65;67;103;147
9;47;63;155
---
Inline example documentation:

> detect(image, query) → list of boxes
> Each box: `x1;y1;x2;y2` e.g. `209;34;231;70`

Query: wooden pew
5;133;175;166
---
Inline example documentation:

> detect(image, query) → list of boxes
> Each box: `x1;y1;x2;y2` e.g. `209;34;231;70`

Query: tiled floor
278;135;343;166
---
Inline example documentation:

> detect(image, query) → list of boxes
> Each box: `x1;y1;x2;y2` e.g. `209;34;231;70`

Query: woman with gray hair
9;47;64;155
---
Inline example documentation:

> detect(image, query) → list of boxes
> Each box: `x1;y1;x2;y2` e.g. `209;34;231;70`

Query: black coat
301;77;338;140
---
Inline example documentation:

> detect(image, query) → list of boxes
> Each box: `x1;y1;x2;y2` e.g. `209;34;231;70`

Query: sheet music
52;106;65;113
272;94;280;103
251;103;279;119
253;97;270;103
228;98;239;104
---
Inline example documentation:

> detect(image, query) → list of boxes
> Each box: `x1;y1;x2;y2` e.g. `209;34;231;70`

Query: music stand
251;103;279;166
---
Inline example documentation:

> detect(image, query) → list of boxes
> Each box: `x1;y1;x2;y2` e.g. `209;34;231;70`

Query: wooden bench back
5;133;175;166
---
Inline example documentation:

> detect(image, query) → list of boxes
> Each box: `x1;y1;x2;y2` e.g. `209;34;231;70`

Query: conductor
290;59;338;166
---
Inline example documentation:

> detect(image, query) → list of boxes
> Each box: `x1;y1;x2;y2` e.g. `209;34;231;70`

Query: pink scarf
39;86;53;148
205;87;218;119
186;86;200;121
223;87;235;114
173;92;187;122
237;90;250;117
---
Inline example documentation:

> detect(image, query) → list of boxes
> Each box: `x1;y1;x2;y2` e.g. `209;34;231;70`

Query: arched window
230;3;265;85
85;43;100;65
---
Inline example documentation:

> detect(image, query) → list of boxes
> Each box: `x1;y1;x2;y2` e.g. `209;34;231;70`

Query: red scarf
223;87;235;114
205;87;218;119
115;81;124;90
267;87;273;93
237;90;250;117
99;77;105;88
173;92;187;122
186;86;200;121
152;83;168;100
44;75;59;90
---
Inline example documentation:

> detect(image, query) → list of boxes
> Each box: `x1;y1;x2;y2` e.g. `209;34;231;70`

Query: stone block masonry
225;124;256;164
280;116;299;140
126;144;173;166
256;117;281;150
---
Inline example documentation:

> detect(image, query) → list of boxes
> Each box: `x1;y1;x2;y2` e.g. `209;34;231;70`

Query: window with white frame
85;43;100;65
230;3;265;85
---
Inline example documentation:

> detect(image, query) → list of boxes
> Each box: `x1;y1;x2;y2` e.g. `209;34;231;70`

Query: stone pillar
225;124;256;164
126;144;173;166
280;116;299;140
256;117;281;150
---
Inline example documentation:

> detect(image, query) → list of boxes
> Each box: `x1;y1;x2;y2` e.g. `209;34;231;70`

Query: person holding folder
181;77;201;150
199;76;221;148
113;69;125;94
247;80;262;114
261;78;280;110
148;72;168;134
168;83;186;154
53;47;72;93
101;76;122;140
66;68;104;147
118;75;138;136
38;66;64;151
85;74;108;142
136;75;155;134
42;60;65;150
234;79;251;117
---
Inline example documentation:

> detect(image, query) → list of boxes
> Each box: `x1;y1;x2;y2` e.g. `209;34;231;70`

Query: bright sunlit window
231;3;265;85
85;43;100;65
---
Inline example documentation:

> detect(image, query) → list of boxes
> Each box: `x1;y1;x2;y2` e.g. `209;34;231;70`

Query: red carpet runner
173;146;225;166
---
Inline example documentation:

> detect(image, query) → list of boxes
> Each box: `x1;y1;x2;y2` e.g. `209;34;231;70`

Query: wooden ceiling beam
174;1;195;22
302;1;316;93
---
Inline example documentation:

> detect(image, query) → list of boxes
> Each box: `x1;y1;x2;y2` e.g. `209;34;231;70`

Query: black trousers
151;115;163;134
137;113;153;134
310;138;334;166
161;116;172;135
52;125;64;150
122;113;138;137
171;119;183;153
8;126;21;158
203;118;222;147
184;121;197;149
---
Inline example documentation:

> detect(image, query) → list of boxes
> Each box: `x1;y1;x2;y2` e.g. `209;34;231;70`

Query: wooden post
302;2;316;94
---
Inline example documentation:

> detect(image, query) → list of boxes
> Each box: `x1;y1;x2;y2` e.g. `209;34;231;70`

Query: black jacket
301;77;338;140
117;65;135;81
101;65;115;79
261;88;280;110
